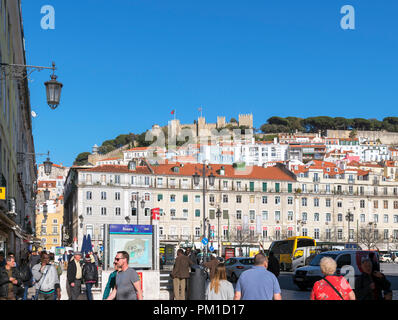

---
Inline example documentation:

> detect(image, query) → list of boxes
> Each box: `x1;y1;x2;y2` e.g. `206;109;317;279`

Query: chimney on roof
220;166;225;175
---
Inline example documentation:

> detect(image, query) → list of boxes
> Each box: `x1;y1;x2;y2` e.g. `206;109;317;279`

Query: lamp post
297;220;306;236
193;162;215;263
1;61;63;110
216;206;222;256
130;193;146;225
345;210;354;243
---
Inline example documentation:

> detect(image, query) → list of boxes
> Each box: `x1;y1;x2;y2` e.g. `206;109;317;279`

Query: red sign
288;227;293;231
223;226;228;230
275;227;281;230
225;248;235;260
210;225;215;230
151;208;160;220
263;227;268;230
249;226;255;230
137;272;143;291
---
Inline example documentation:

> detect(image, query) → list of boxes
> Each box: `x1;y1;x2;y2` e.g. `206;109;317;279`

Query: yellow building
35;163;68;252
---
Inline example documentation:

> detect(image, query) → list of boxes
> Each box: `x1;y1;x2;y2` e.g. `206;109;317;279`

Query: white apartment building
64;159;398;258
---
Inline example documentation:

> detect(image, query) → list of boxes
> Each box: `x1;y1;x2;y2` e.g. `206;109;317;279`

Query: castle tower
238;113;253;128
217;116;226;129
168;119;181;138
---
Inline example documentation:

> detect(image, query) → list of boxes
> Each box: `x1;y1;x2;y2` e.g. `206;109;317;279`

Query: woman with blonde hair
205;263;234;300
310;256;356;300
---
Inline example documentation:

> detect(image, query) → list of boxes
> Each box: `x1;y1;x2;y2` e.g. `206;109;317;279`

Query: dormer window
172;166;180;173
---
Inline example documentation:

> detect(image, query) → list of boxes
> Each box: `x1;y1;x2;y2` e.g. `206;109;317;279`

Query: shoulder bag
323;276;345;300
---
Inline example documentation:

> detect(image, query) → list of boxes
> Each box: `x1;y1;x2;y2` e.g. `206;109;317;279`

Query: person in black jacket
67;252;83;300
0;255;22;300
355;258;392;300
82;254;98;300
267;252;280;278
355;259;375;300
18;255;33;300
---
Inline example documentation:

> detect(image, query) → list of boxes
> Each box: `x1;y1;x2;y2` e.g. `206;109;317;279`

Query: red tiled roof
38;181;57;188
98;157;121;161
151;163;296;181
78;163;296;181
79;165;152;174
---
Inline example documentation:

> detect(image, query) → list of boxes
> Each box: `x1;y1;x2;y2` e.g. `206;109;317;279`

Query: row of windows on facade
40;226;59;234
157;227;398;241
83;175;292;192
83;206;398;224
85;190;398;209
40;237;60;245
298;183;398;195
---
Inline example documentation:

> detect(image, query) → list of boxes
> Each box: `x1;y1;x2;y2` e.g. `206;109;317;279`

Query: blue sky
20;0;398;167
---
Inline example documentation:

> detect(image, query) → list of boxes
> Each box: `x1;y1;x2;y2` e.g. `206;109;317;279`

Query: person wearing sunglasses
106;251;142;300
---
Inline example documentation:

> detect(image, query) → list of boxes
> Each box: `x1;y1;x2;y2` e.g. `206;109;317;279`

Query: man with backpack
32;253;61;300
18;254;33;300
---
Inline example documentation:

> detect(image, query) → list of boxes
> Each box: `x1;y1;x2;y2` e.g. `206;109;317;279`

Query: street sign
201;237;208;245
209;246;214;252
0;187;5;200
151;208;160;220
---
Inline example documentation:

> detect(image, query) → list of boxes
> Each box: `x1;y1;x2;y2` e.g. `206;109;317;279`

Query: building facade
0;0;38;259
64;157;398;258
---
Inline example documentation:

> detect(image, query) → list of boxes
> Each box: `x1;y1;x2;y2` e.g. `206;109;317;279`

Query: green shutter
223;210;229;219
157;194;163;201
195;209;200;217
263;182;267;192
275;183;280;193
250;182;254;192
288;183;292;193
183;194;188;202
209;210;215;219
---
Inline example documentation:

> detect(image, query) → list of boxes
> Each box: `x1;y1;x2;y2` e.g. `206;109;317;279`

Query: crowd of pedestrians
0;248;100;300
167;247;394;301
0;246;395;301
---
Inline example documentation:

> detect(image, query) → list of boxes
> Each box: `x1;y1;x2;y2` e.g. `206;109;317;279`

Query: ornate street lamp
45;65;63;110
43;154;53;176
216;206;222;255
345;210;354;243
140;199;145;209
1;61;63;110
43;188;50;201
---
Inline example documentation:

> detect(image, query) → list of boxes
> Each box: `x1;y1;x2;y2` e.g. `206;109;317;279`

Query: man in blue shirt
234;253;282;300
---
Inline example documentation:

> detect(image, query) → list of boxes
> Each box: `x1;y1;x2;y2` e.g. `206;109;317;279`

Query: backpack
19;263;32;283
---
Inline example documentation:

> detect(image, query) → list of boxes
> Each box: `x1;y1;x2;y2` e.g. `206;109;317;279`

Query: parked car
380;254;393;263
224;257;254;282
293;250;380;290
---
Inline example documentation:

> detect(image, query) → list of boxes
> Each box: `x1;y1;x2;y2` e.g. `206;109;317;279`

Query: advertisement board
109;224;153;269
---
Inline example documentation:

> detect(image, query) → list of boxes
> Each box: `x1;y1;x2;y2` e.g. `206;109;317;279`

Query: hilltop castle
168;114;253;139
